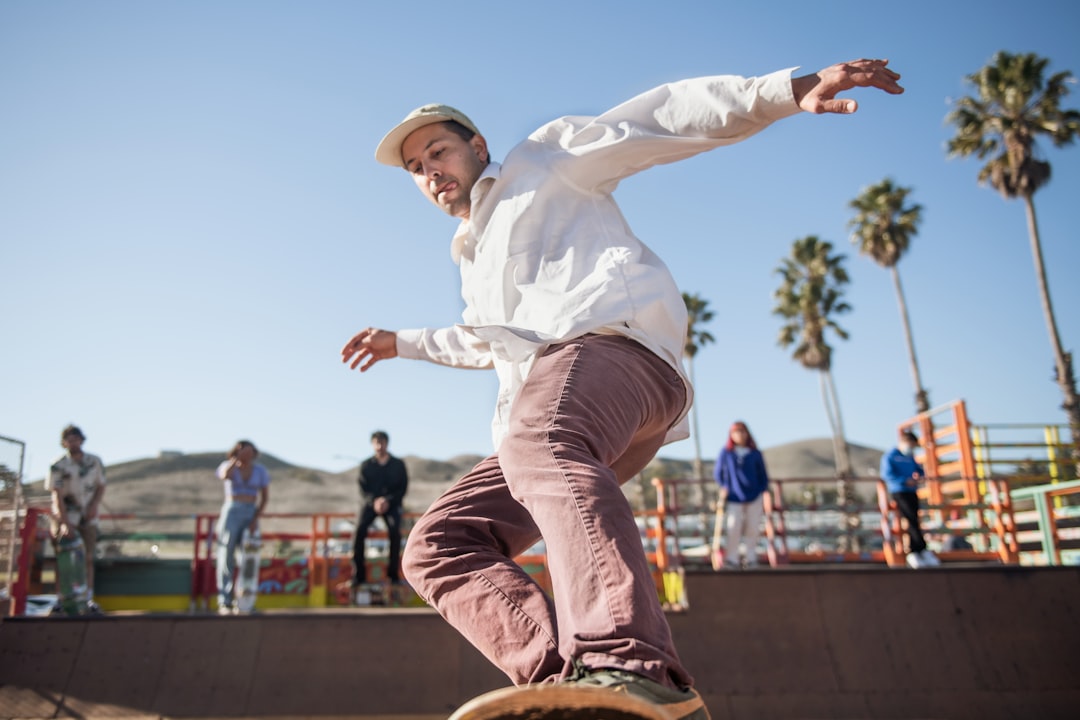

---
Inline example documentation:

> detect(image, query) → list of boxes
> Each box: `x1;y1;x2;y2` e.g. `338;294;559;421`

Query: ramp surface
669;565;1080;719
2;566;1078;719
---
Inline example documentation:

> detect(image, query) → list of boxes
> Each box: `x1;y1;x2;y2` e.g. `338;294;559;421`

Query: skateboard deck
353;582;385;606
710;488;728;571
235;528;262;613
448;685;667;720
54;533;90;616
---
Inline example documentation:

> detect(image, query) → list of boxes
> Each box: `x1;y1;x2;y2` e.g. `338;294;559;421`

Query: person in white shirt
342;59;903;718
46;424;106;610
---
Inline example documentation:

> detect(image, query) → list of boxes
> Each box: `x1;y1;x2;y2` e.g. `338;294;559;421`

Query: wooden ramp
2;566;1079;719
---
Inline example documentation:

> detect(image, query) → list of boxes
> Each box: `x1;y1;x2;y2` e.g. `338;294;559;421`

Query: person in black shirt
351;430;409;594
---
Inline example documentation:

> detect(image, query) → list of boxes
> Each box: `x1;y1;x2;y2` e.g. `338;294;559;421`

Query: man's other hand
792;58;904;115
342;328;398;372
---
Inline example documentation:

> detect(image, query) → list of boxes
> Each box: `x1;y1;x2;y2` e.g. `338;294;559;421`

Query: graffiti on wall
256;557;309;595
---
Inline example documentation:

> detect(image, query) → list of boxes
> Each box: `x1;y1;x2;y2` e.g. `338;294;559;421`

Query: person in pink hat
343;59;904;719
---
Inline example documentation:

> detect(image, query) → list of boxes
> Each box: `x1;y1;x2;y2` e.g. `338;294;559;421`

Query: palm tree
946;51;1080;467
682;292;715;515
848;178;930;413
773;237;857;542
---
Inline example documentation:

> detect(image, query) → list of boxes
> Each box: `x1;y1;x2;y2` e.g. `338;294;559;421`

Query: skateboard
710;488;728;571
448;684;667;720
352;581;386;606
352;580;409;607
235;528;262;613
53;532;90;616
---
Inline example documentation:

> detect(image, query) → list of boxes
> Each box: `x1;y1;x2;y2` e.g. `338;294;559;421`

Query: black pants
351;504;402;584
892;491;926;554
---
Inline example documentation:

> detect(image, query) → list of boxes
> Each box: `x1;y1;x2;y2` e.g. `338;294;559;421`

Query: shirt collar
450;161;501;264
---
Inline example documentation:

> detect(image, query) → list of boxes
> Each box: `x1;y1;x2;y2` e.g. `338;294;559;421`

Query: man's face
372;437;388;456
62;433;83;454
400;122;488;220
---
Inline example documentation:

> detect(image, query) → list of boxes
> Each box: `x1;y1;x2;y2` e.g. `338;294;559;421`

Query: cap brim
375;115;451;168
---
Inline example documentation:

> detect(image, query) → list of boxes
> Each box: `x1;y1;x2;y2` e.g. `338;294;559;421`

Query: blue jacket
714;447;769;503
879;448;922;494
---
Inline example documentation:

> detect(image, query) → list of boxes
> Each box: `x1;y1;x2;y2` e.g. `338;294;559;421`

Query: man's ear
470;134;489;164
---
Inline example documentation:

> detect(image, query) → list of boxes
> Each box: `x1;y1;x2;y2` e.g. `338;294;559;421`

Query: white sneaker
905;552;923;569
920;550;941;567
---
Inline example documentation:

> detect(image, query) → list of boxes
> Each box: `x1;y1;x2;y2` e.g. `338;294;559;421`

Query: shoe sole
449;685;669;720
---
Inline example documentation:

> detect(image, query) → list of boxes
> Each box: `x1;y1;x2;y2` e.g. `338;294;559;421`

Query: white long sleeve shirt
396;69;801;450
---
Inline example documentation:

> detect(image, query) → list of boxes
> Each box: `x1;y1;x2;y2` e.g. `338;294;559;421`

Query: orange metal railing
763;477;885;564
876;477;1018;567
1008;479;1080;565
189;506;680;611
889;398;1034;565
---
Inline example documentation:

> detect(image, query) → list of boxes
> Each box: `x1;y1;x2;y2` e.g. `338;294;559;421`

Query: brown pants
403;334;692;689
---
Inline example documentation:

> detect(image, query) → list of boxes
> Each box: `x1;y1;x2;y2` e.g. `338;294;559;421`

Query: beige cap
374;103;481;168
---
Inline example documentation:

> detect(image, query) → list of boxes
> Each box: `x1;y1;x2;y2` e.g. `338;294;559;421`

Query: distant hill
761;439;884;480
23;438;882;519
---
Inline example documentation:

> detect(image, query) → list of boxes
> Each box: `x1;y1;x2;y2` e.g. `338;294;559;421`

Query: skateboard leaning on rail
710;487;729;571
448;684;668;720
53;533;90;616
235;528;262;613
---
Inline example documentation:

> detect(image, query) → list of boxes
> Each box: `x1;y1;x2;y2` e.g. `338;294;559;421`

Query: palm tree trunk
1024;196;1080;473
824;369;859;551
819;370;849;497
891;266;930;413
825;370;853;477
818;370;840;463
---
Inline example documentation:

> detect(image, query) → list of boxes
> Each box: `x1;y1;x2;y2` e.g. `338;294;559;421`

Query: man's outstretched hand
793;58;904;115
341;327;398;372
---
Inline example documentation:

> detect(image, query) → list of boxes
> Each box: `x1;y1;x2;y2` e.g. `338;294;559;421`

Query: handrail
877;476;1017;566
651;473;1029;568
652;476;891;565
765;477;888;563
7;507;44;616
190;511;419;610
189;508;677;610
1008;479;1080;565
9;474;1074;615
972;422;1078;484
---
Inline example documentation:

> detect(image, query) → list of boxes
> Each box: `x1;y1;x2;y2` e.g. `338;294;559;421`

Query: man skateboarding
342;58;904;719
46;424;106;615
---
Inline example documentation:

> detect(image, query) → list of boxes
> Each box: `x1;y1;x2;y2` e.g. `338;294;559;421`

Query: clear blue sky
3;1;1079;483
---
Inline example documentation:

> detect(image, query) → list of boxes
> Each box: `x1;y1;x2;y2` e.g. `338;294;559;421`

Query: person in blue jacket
714;421;770;569
880;429;939;568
